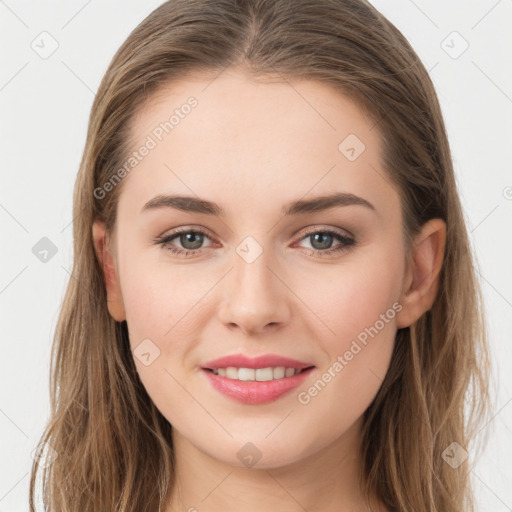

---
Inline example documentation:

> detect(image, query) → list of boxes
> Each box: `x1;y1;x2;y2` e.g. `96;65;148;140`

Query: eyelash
153;226;356;258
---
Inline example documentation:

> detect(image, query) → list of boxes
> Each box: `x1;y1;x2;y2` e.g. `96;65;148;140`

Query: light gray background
0;1;511;510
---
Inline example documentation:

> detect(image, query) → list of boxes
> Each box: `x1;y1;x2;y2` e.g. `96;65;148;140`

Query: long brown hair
29;1;492;510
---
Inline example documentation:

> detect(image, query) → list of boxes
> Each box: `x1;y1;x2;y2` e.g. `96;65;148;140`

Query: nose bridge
234;237;275;293
217;234;290;333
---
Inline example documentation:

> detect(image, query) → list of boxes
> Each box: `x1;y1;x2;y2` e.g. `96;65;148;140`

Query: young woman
30;1;491;511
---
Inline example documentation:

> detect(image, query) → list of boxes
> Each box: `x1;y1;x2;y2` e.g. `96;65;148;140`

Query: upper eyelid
296;225;354;239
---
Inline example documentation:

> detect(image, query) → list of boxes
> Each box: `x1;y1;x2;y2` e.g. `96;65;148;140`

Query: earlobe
396;218;446;329
92;220;126;322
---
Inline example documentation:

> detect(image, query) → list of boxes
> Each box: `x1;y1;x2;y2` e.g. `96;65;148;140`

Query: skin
93;68;446;511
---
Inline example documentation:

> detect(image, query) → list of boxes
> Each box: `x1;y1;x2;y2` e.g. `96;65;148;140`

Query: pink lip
201;353;313;370
200;353;315;405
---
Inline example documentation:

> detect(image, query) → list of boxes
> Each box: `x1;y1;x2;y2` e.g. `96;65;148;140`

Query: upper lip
202;354;315;370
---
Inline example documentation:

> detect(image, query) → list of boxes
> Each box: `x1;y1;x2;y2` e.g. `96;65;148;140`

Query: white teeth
225;367;239;379
211;366;305;381
273;367;286;379
256;368;273;381
285;367;295;377
238;368;255;381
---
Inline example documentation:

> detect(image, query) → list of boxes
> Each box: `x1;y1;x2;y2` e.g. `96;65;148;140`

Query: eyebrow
140;192;376;216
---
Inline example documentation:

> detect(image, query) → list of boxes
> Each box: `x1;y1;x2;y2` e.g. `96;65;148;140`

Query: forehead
130;68;378;150
117;68;396;221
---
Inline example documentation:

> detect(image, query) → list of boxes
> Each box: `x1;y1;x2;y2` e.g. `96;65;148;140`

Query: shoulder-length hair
30;1;491;510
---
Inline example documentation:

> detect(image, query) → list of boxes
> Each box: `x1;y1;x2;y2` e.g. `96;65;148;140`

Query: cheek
297;242;404;346
118;248;208;341
294;261;401;445
118;263;201;415
117;252;216;403
121;274;170;343
296;244;403;400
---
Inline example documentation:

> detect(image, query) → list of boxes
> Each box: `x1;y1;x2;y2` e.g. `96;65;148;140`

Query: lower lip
201;367;315;405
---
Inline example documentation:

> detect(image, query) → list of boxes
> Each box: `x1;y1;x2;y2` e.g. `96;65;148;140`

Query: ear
396;218;446;329
92;219;126;322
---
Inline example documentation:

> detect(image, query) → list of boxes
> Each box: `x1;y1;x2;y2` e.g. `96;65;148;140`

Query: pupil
311;233;332;250
181;232;203;250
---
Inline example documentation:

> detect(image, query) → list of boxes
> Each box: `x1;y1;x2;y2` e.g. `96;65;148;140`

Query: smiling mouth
204;366;315;381
201;365;316;404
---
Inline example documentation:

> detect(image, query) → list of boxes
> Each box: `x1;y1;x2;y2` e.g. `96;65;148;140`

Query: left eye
294;228;356;256
154;227;355;257
155;228;213;255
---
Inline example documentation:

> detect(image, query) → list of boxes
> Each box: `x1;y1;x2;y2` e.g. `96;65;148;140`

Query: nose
216;243;292;336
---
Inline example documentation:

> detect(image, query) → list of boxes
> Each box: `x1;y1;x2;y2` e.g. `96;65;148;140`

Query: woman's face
100;69;410;468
